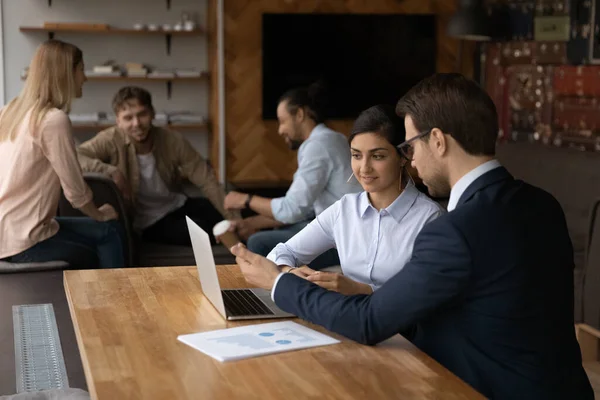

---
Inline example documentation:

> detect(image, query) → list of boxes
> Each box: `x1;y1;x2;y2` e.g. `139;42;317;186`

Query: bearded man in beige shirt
78;86;239;245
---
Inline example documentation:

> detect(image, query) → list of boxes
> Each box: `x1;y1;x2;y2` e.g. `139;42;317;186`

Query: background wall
211;0;472;186
1;0;211;156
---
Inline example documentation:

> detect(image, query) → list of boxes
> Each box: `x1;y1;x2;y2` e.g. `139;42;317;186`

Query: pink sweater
0;108;92;258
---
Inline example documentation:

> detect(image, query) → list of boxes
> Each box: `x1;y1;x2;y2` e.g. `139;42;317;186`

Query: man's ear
295;107;305;123
430;128;447;156
114;109;123;124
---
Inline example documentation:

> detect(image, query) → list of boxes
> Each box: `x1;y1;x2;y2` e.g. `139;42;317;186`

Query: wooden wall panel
210;0;471;185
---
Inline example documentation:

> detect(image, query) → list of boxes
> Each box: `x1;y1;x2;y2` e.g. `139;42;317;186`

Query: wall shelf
83;75;208;82
19;4;207;141
46;0;173;9
72;123;209;132
22;74;208;98
19;26;204;54
86;75;208;98
19;26;204;36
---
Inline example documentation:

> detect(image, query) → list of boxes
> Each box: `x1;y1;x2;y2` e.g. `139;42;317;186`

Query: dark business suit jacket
274;167;593;399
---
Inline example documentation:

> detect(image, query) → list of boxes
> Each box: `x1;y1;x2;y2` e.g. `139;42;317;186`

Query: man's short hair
112;86;155;115
396;73;498;156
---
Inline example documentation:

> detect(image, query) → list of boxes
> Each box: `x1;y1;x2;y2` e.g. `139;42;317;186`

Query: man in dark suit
231;73;593;399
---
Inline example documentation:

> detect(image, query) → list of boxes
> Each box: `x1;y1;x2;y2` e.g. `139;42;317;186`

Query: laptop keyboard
222;289;275;317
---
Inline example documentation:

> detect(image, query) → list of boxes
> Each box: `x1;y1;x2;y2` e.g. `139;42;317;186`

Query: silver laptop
185;216;294;320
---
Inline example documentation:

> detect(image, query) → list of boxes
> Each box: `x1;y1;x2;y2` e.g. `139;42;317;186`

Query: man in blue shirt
224;85;361;269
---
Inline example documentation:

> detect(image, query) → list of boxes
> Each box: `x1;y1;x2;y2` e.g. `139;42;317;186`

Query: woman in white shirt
267;104;444;295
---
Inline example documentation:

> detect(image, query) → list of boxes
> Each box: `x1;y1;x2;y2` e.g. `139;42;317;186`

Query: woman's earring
346;173;355;183
399;167;408;190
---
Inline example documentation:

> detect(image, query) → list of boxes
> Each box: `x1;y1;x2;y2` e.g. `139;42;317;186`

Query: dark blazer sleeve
273;218;472;345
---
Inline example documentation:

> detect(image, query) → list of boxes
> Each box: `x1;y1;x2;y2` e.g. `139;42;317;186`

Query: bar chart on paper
177;321;340;361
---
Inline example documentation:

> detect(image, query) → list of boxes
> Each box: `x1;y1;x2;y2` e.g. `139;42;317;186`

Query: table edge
63;271;98;400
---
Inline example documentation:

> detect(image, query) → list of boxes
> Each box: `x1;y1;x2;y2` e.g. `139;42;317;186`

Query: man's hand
282;266;317;279
306;271;373;296
230;243;280;290
229;217;262;241
110;170;132;203
224;191;249;210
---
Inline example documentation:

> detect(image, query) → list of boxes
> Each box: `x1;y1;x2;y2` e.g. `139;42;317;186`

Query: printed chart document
177;321;340;362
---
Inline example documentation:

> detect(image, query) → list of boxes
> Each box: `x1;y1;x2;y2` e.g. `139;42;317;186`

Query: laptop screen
185;216;228;318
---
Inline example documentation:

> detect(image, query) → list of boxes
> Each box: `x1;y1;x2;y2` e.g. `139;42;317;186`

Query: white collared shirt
447;160;502;212
269;180;444;298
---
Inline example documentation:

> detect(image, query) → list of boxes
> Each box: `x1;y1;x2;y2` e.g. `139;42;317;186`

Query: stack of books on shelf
174;69;203;78
148;69;175;79
125;62;148;77
169;111;205;125
70;64;205;79
86;64;121;77
69;112;205;128
154;112;169;126
70;112;103;124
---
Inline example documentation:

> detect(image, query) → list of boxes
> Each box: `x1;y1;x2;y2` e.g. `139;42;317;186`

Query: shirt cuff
266;249;277;263
104;165;118;176
69;185;94;209
270;197;284;221
271;272;286;302
269;253;298;269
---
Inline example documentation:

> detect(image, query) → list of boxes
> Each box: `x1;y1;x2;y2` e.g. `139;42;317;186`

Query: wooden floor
584;362;600;397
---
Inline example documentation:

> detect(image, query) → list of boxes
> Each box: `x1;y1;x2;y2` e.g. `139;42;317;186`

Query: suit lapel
456;167;513;208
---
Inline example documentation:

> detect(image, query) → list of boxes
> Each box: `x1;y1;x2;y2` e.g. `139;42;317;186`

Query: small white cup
213;220;241;249
184;21;196;31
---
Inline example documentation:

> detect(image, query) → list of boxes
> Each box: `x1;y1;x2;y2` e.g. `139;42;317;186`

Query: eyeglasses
396;130;432;161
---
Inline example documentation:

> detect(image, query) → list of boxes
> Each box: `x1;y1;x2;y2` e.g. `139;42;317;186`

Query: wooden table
64;266;484;399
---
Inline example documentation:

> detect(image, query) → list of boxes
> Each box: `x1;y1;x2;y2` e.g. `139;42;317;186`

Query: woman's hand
78;201;118;222
306;271;373;296
98;203;118;221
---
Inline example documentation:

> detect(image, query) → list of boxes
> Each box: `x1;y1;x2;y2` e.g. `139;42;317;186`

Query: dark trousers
4;217;125;269
142;197;224;246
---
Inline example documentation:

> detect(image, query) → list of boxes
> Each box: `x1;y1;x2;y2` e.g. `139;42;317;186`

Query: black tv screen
262;13;437;120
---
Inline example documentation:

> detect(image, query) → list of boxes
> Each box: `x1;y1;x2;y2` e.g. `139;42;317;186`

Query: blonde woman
0;40;124;269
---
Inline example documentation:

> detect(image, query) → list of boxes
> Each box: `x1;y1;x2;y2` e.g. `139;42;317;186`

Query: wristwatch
244;194;254;209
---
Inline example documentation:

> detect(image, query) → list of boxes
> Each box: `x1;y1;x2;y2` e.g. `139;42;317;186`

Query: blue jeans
6;217;125;269
247;221;340;270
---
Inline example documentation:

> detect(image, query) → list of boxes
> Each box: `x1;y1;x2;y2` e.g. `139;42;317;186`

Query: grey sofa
58;173;235;268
